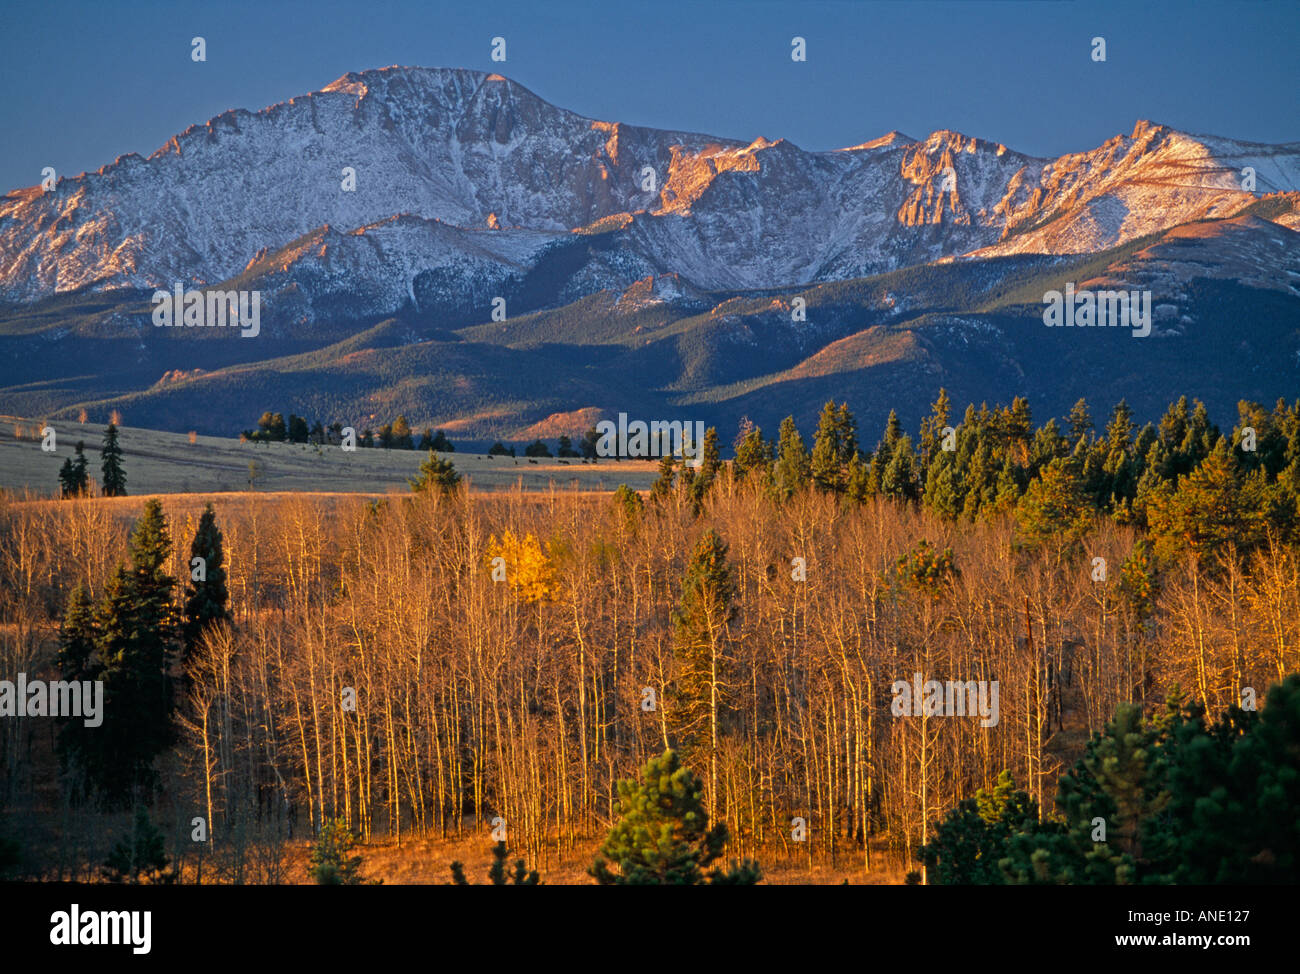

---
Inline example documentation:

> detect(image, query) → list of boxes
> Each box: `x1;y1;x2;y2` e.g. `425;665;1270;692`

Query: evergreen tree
922;771;1038;884
389;415;414;449
58;457;76;498
612;484;643;524
101;806;178;884
589;749;760;885
1146;440;1268;565
409;451;462;495
687;427;721;512
182;503;230;665
772;416;811;498
881;435;920;501
100;423;127;497
811;400;846;493
87;502;180;804
70;440;88;495
450;842;540;886
1015;458;1092;554
256;411;286;441
430;430;455;452
669;529;736;801
845;452;872;504
650;455;677;501
308;819;366;885
809;401;858;493
733;425;773;484
59;501;179;804
919;388;952;472
1066;398;1094;447
1005;396;1033;467
923;455;962;519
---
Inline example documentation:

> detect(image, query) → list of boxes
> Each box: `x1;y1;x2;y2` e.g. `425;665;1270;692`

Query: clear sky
1;0;1296;192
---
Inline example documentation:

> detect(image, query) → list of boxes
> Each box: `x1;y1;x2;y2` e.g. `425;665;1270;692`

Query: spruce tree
100;423;127;497
182;503;230;665
65;501;179;805
58;457;76;498
881;435;920;501
55;585;99;786
71;440;89;495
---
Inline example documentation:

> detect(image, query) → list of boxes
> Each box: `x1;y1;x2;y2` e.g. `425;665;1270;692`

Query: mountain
0;65;1297;442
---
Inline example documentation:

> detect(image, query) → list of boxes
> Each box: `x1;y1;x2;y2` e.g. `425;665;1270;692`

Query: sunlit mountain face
1;65;1297;438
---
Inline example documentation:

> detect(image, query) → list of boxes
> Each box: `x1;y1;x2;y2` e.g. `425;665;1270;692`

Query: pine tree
1015;458;1091;554
772;416;811;498
409;451;462;495
919;388;952;472
308;819;366;884
846;452;872;503
182;503;230;665
100;423;127;497
922;771;1038;884
56;585;99;784
589;749;760;885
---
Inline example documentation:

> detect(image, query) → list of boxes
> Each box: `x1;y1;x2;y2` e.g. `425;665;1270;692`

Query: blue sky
1;0;1296;192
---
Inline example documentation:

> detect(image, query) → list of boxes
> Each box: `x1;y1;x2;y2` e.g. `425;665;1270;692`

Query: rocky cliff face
2;65;1298;312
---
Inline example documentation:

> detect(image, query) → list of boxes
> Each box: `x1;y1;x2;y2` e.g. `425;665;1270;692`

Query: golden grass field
0;415;660;496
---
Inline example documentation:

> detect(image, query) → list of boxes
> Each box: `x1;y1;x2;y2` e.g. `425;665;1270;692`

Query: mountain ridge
4;65;1297;304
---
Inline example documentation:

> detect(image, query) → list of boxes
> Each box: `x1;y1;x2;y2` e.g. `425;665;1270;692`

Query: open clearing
0;415;659;496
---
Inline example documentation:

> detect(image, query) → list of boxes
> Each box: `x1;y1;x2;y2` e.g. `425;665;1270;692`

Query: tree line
240;412;455;452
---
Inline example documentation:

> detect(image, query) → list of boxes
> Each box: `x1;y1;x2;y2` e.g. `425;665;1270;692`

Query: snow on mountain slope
1;66;1297;309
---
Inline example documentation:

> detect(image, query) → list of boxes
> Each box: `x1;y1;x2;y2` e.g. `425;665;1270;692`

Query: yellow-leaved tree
487;529;560;603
